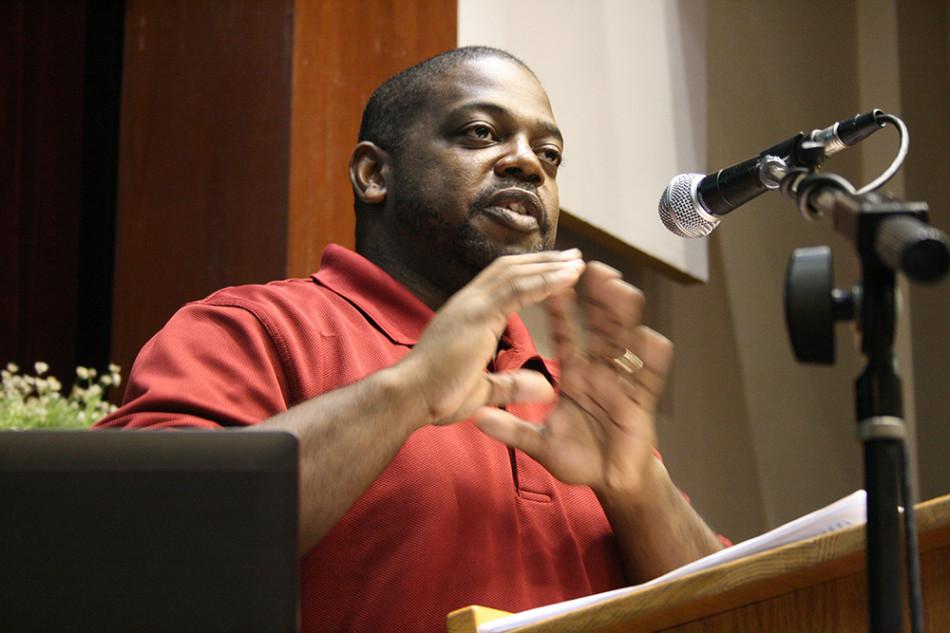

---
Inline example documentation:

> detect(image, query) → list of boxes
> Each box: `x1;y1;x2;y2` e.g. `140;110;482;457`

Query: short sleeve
96;302;292;430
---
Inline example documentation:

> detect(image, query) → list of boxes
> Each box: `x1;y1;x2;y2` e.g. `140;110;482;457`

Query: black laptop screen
0;430;299;633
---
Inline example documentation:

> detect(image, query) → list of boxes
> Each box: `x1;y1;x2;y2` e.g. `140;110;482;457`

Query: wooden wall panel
288;0;457;277
111;0;293;376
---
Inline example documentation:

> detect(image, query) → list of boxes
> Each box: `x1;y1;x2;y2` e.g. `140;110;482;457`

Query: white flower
2;361;123;429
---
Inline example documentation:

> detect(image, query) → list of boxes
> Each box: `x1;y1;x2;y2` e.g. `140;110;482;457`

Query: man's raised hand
399;249;586;427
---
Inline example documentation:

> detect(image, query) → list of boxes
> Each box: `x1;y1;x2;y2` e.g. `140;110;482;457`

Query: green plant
0;362;122;430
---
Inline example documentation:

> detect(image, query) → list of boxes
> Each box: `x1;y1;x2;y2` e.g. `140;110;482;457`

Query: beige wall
525;0;949;542
897;0;950;503
459;0;713;282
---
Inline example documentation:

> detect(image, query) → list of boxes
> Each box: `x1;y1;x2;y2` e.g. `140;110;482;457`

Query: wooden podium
448;495;949;633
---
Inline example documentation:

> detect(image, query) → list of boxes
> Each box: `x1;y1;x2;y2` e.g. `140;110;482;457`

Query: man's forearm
251;251;585;555
252;365;425;554
596;458;723;584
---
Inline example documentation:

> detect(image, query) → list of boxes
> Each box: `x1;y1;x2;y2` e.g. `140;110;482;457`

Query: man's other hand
473;262;674;500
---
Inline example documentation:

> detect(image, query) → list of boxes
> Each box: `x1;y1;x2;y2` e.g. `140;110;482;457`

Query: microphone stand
782;172;947;633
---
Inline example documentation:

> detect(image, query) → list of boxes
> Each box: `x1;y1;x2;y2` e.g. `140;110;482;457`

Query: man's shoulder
176;276;354;332
197;277;322;309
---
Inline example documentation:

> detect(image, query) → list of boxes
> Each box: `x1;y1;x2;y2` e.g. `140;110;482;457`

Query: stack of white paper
479;490;867;633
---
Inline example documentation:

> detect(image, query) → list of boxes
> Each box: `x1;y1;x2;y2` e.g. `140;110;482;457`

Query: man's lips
481;188;545;232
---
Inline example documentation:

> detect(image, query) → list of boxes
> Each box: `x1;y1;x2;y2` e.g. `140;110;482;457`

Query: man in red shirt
99;46;724;631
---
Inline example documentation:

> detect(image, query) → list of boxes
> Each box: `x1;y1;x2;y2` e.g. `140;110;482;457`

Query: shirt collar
312;244;433;346
312;244;558;379
497;313;559;382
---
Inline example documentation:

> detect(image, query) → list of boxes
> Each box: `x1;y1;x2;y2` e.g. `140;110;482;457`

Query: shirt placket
492;350;556;503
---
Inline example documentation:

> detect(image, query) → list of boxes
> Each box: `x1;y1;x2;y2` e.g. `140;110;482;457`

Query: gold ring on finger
612;349;644;375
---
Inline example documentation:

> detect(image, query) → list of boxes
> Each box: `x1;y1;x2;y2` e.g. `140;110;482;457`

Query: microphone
658;110;886;238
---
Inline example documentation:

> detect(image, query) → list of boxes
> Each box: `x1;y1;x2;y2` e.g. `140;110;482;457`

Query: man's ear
349;141;389;205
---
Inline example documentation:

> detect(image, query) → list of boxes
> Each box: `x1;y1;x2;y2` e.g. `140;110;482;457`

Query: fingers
473;249;587;316
596;326;672;417
626;327;673;412
481;369;557;407
555;260;673;414
473;407;548;459
472;260;674;495
545;289;584;373
578;262;644;361
407;250;585;427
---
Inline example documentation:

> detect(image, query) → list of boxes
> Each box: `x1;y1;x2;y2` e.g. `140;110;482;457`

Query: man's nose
493;137;544;185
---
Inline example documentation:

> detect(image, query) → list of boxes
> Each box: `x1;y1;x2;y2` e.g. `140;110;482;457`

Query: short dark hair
358;46;534;157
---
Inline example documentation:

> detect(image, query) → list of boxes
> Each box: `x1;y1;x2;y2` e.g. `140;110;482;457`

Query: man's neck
358;245;452;311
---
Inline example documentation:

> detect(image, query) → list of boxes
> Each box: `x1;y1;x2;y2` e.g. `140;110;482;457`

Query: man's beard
389;180;554;296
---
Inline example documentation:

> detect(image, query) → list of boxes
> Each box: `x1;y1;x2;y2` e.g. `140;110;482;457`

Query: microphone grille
658;173;720;238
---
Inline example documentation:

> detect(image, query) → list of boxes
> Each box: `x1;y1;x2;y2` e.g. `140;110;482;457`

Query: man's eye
538;147;562;166
464;124;496;141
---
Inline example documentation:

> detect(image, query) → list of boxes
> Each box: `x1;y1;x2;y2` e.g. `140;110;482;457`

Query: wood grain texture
287;0;457;277
110;0;458;395
111;0;293;376
447;606;515;633
447;495;950;633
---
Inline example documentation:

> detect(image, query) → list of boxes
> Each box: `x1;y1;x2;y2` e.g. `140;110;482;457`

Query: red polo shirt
98;244;626;632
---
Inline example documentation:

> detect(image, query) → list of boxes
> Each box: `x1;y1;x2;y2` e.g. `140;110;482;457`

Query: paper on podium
478;490;867;633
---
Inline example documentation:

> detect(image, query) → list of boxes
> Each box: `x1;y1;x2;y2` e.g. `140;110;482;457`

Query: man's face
385;56;563;289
